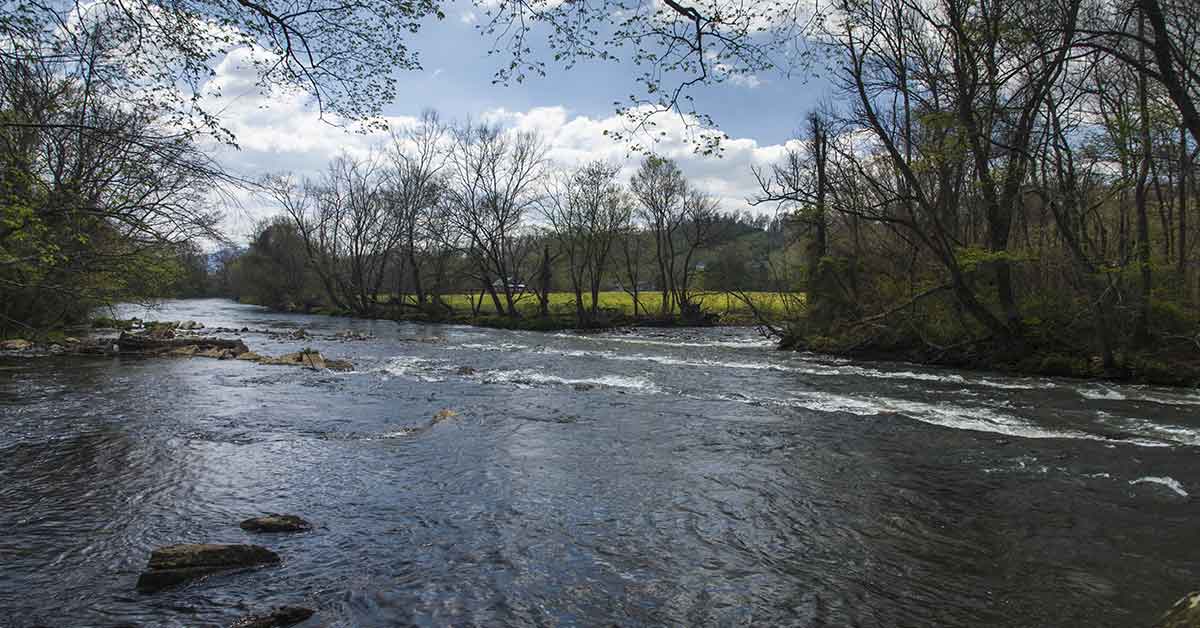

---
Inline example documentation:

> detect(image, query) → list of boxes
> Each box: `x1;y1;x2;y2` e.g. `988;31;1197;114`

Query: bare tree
630;155;689;316
673;190;720;319
385;110;449;307
542;161;633;325
444;122;547;317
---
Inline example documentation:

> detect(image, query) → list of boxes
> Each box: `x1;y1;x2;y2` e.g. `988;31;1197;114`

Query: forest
2;0;1199;382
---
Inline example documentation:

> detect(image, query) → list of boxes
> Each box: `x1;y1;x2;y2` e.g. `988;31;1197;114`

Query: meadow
428;290;803;324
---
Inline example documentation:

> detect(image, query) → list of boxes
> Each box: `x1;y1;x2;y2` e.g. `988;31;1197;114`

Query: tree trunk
1134;12;1154;343
539;244;552;318
1180;127;1190;288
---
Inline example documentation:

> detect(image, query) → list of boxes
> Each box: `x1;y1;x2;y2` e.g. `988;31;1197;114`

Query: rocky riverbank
0;319;354;372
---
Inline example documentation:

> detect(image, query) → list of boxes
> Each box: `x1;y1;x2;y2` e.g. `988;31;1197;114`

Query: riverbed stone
230;606;315;628
0;339;33;351
240;514;313;533
136;543;280;593
1154;591;1200;628
456;366;477;375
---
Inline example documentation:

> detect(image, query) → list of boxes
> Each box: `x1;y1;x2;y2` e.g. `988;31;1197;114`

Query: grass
412;290;803;324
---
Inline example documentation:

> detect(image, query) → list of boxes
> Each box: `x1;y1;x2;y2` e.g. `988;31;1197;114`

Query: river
2;299;1198;627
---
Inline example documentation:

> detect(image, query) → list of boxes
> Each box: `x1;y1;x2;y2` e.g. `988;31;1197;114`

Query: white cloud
459;10;478;24
199;51;799;241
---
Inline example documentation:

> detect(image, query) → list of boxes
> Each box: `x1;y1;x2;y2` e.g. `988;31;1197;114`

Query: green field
430;290;803;323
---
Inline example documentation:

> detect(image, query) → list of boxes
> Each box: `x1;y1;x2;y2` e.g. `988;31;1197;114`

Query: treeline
216;114;788;327
751;0;1200;379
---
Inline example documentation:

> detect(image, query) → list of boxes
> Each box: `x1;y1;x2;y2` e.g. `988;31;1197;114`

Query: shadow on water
1;298;1198;626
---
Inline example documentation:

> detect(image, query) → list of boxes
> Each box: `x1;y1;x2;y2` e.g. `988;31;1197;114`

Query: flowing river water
2;299;1199;627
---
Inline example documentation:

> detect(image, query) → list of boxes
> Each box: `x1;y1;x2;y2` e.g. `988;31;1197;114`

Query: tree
2;0;446;144
444;122;547;317
266;155;403;316
630;155;689;316
385;110;449;307
0;48;223;332
542;161;633;325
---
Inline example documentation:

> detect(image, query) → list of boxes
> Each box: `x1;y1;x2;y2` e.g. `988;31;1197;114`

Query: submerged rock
456;366;477;375
240;514;313;533
136;543;280;593
1154;591;1200;628
230;606;315;628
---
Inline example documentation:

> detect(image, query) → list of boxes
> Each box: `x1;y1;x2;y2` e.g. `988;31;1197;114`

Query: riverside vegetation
2;0;1199;388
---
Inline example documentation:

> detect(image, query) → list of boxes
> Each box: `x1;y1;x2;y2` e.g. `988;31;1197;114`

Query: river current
2;299;1198;627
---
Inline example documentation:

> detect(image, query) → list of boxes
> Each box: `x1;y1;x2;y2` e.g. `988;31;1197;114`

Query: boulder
0;339;33;351
572;383;596;392
230;606;315;628
456;366;477;375
118;332;248;356
240;514;313;533
261;351;351;371
289;328;309;340
237;351;264;362
148;326;176;340
136;543;280;593
325;359;353;372
1155;591;1200;628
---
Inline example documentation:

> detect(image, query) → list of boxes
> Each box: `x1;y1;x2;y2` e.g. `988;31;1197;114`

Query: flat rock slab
230;606;315;628
136;543;280;593
1156;591;1200;628
240;514;313;533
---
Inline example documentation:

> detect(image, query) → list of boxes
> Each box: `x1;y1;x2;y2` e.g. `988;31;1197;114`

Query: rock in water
230;606;315;628
240;514;313;533
324;358;353;372
0;339;33;351
1155;592;1200;628
136;543;280;593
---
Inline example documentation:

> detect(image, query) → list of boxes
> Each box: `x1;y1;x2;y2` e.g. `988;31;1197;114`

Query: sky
205;1;837;241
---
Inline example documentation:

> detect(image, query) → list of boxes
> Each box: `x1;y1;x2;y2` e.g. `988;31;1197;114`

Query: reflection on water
0;298;1197;626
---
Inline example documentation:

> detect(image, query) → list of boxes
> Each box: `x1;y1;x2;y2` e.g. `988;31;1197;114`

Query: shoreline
4;301;1197;389
259;301;1200;389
